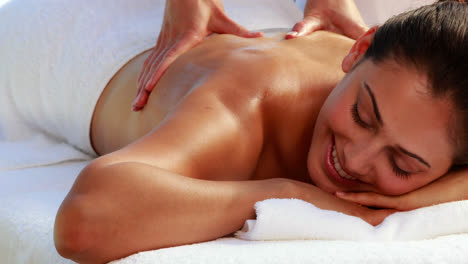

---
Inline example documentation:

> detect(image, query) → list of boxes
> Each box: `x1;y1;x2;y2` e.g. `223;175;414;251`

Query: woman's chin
307;167;338;194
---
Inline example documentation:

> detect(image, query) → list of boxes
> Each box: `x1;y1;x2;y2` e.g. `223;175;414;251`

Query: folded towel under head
236;198;468;241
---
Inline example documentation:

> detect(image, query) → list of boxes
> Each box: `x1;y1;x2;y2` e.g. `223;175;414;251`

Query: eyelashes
350;102;412;179
389;155;411;179
350;103;370;129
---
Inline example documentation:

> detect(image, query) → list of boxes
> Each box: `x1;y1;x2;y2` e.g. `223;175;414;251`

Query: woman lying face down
54;1;468;263
308;28;455;196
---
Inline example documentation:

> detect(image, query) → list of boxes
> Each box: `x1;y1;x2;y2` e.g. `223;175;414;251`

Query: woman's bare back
90;31;353;181
92;31;352;152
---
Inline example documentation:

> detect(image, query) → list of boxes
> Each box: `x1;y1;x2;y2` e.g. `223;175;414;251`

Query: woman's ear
342;26;379;73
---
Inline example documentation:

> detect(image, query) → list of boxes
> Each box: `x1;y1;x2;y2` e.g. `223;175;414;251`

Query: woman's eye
350;103;370;129
390;155;412;179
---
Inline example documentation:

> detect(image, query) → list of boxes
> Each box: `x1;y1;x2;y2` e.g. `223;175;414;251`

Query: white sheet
0;0;303;156
0;162;87;264
0;134;90;172
2;0;468;264
111;236;468;264
2;161;468;264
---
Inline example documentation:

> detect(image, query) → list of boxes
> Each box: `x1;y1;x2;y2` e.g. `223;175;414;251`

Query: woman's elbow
54;195;97;262
54;162;111;263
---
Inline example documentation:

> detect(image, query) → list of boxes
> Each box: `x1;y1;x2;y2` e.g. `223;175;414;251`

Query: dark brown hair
363;0;468;164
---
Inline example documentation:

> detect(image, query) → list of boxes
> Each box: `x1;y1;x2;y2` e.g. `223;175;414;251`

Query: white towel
0;134;90;172
2;161;468;264
0;0;302;168
236;198;468;241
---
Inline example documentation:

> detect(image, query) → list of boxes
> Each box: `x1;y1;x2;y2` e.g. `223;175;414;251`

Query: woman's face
307;59;455;195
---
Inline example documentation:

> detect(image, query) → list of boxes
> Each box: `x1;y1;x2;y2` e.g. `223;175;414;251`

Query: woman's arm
55;160;388;264
55;72;268;263
336;167;468;210
54;161;286;263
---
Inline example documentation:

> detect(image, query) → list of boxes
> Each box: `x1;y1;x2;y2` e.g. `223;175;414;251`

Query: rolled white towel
236;198;468;241
0;134;90;172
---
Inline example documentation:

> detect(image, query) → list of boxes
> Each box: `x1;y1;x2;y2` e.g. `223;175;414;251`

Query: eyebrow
363;81;431;168
398;147;431;168
363;82;383;126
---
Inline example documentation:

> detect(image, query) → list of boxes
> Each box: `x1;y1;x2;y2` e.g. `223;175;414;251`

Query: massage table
2;0;468;263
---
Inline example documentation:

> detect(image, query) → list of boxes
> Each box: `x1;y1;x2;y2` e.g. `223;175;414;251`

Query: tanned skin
55;31;386;263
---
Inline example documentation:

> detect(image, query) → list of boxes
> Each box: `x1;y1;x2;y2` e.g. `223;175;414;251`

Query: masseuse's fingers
286;2;367;41
335;191;407;210
145;34;200;92
286;16;325;39
135;35;166;110
134;0;263;111
137;34;165;87
134;30;260;111
213;10;263;38
326;11;368;40
140;12;265;95
286;14;367;40
134;34;201;111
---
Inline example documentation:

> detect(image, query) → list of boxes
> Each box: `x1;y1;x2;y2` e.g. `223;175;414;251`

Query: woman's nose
342;141;379;178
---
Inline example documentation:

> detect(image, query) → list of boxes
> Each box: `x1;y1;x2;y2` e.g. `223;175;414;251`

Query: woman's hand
335;167;468;211
286;0;367;40
336;191;410;210
133;0;262;111
278;178;396;226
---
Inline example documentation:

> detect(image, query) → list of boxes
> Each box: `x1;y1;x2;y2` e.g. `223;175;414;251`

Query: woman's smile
325;134;363;188
308;57;455;196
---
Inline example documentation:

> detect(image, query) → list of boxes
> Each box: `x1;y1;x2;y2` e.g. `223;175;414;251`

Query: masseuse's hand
335;168;468;211
134;0;263;111
286;0;367;40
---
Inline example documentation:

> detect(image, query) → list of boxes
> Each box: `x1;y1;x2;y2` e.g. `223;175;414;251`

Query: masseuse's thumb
212;11;263;38
330;13;368;40
286;16;322;39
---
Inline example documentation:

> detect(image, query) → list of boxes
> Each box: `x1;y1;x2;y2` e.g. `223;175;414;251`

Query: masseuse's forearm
54;161;287;264
304;0;350;15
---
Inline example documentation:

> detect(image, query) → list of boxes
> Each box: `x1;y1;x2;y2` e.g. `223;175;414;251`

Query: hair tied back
438;0;468;4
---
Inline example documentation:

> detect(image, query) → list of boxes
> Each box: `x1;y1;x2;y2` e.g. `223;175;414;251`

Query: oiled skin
91;31;353;182
55;31;357;263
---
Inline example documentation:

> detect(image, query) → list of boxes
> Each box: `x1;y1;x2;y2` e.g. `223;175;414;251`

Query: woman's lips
325;135;361;188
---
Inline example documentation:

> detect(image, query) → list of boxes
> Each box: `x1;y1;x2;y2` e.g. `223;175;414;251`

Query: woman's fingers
335;191;402;209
